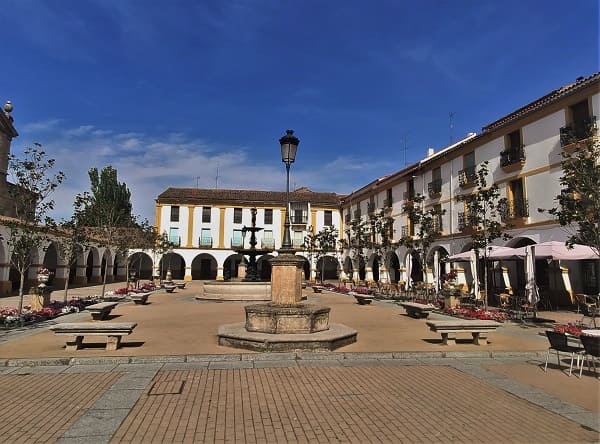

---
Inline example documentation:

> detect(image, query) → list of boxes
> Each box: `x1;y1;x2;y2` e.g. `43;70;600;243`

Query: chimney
427;148;435;157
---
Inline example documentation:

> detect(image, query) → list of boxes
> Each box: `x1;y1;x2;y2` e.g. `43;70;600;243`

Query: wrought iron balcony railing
290;215;308;225
199;236;213;247
261;239;275;249
500;198;529;220
427;179;442;197
560;117;597;146
457;212;475;231
401;225;409;237
458;166;477;186
500;145;526;167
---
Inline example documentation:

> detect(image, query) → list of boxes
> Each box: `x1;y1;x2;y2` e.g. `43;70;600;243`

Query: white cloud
20;119;63;133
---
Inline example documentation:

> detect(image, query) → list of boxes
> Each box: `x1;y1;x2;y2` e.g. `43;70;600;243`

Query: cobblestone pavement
0;353;597;443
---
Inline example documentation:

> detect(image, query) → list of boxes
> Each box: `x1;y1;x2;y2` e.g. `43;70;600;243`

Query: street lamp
279;129;300;251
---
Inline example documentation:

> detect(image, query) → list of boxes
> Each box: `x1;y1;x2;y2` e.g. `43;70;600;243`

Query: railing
432;218;442;233
290;215;308;224
353;209;362;219
261;239;275;249
199;236;213;247
401;225;409;237
500;198;529;219
560;117;597;146
500;145;526;167
383;198;392;208
427;179;442;197
168;236;181;247
367;202;376;214
458;166;477;186
457;212;475;231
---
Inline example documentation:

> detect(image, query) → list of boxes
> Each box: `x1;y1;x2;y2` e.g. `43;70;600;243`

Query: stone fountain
199;208;271;301
218;234;357;352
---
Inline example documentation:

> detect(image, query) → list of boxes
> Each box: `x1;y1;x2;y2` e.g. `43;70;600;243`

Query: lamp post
279;129;300;252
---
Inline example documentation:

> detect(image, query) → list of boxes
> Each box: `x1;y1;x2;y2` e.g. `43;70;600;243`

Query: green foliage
304;225;339;283
541;138;600;256
6;144;64;313
342;217;370;268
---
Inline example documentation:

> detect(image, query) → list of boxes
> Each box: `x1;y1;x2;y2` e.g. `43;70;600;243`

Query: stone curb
0;350;546;367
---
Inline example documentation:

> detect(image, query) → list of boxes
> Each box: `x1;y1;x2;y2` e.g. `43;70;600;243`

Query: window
264;209;273;225
293;231;304;247
232;229;243;247
561;100;595;146
428;167;442;197
290;202;308;224
169;227;179;246
405;178;415;200
459;152;476;186
503;179;529;219
324;210;332;226
202;206;211;223
384;189;393;208
170;206;180;222
501;130;525;167
433;204;443;232
200;228;212;246
233;208;242;224
262;230;274;248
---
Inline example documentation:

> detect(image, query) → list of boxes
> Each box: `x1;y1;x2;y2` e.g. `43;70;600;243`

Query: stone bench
312;286;324;293
164;284;177;293
50;322;137;351
129;293;149;305
86;302;119;321
175;282;186;289
400;302;436;318
353;294;374;305
426;320;502;345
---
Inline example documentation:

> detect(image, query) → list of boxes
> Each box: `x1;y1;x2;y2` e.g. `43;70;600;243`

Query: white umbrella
433;250;441;294
514;241;598;260
525;245;540;313
470;249;480;300
448;246;521;261
404;253;412;291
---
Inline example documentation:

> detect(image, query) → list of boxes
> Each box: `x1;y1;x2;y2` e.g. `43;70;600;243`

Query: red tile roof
157;187;342;207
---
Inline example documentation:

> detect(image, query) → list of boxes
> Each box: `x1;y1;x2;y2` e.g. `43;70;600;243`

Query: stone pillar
73;265;87;285
89;265;102;283
216;266;224;281
184;266;192;282
269;254;304;304
352;268;360;284
365;266;373;283
237;262;246;280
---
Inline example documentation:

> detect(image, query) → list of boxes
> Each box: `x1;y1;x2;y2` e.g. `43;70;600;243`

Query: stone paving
0;282;597;443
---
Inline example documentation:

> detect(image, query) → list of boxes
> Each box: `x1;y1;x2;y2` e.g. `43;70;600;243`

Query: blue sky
3;0;598;222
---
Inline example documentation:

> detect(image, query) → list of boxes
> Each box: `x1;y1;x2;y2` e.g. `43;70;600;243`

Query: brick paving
0;372;120;443
112;365;598;443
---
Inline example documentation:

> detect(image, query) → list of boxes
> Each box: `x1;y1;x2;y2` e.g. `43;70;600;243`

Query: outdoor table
581;329;600;337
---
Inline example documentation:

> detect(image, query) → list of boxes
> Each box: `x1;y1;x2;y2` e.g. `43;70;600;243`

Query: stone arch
128;252;153;280
191;253;218;280
368;253;380;282
257;254;274;280
86;247;100;282
42;242;59;286
160;252;186;280
386;251;401;283
315;255;340;281
223;253;244;280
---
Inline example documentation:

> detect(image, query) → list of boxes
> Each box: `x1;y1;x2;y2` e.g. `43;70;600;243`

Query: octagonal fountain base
245;303;330;334
198;281;271;301
217;322;357;352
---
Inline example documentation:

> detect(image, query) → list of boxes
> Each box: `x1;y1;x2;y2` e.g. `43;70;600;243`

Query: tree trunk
63;269;70;303
101;260;109;299
18;272;25;315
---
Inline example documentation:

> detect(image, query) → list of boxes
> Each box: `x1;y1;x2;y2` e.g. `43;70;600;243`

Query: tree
54;193;91;302
539;138;600;257
368;210;397;283
399;195;445;299
6;144;64;314
314;226;339;283
78;166;136;298
455;161;512;308
342;218;370;283
155;231;174;281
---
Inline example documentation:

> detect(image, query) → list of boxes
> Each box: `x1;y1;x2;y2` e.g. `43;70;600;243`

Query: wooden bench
426;320;502;345
50;322;137;351
400;302;436;318
86;302;119;321
129;293;149;305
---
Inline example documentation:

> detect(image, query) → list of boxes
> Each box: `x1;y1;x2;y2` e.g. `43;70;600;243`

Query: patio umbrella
404;253;412;291
514;241;598;260
433;250;441;294
525;245;540;316
469;249;480;300
448;246;521;261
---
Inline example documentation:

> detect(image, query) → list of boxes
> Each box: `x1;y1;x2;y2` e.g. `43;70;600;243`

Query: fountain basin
245;303;330;334
199;281;271;301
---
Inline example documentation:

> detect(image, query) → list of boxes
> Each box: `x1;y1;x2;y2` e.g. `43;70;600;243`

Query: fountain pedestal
218;252;357;352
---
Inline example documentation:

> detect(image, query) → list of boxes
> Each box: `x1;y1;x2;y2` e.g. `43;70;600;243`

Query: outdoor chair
578;334;600;378
575;294;598;316
544;330;584;376
498;293;512;310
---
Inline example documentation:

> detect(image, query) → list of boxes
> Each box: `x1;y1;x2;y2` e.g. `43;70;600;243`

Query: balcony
500;146;526;172
427;179;442;198
199;236;213;248
168;236;181;247
353;209;362;220
261;239;275;249
560;117;598;152
401;225;409;238
383;198;392;208
367;202;376;214
500;198;529;220
458;166;477;188
290;215;308;225
457;212;475;232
